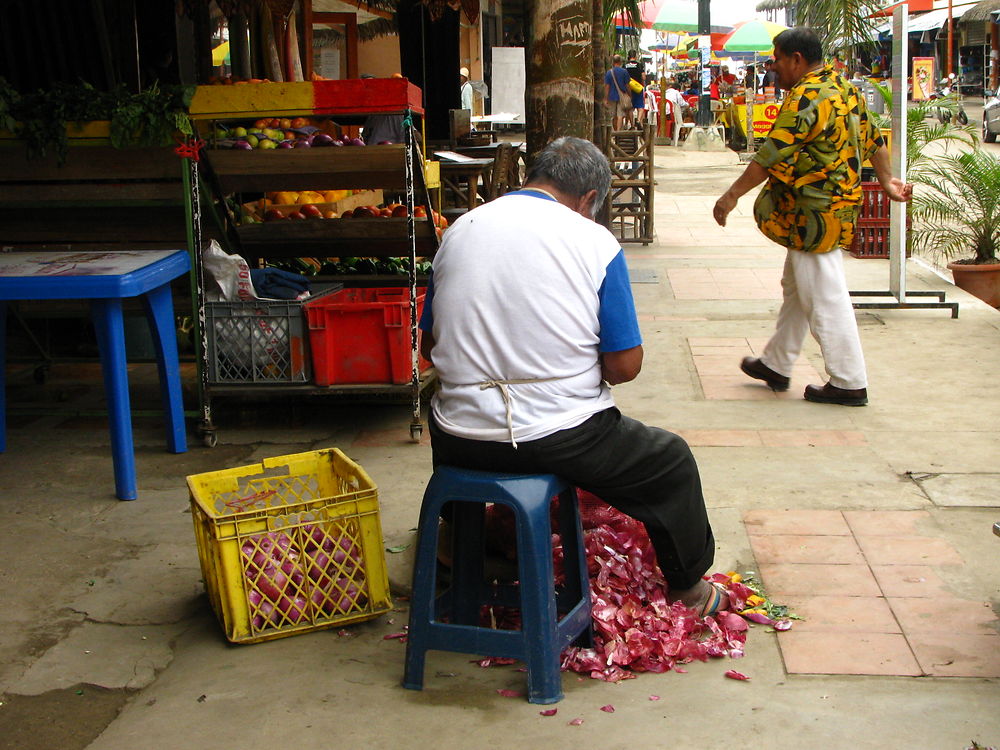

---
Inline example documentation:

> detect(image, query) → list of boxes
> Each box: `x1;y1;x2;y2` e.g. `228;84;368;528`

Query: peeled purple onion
340;134;352;144
256;568;288;602
308;550;331;581
233;141;253;150
376;140;394;145
276;595;309;624
278;140;294;149
348;137;366;147
293;139;311;148
312;133;335;146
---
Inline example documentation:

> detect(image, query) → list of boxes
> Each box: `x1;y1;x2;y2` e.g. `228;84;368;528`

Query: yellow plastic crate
187;448;392;643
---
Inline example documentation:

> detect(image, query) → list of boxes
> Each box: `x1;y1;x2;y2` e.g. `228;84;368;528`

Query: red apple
291;117;309;129
391;205;408;218
287;210;307;220
264;209;287;222
300;204;323;219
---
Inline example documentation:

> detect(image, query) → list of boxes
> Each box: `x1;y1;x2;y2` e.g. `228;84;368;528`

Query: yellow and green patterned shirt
752;65;884;253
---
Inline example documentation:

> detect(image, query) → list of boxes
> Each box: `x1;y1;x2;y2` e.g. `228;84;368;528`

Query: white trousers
761;249;868;390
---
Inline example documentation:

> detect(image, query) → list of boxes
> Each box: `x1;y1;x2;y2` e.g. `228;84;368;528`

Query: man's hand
714;160;769;227
713;191;737;226
884;177;913;203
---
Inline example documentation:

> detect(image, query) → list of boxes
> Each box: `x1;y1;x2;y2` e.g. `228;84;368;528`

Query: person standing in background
625;51;646;126
460;67;474;112
605;55;634;130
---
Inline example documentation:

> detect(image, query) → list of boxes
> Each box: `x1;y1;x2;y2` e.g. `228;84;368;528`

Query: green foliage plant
909;149;1000;265
0;77;195;164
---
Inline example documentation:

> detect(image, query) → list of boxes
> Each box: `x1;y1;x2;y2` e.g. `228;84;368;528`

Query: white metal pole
890;5;909;300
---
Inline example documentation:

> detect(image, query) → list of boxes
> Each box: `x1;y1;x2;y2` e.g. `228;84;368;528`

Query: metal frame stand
850;290;958;318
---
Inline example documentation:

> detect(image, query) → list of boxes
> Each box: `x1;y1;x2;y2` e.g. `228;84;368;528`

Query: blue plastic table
0;250;191;500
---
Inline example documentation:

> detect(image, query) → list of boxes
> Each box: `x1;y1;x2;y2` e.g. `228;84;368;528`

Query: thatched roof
961;0;1000;22
756;0;794;10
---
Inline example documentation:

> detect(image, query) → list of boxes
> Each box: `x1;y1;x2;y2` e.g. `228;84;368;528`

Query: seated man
419;136;728;617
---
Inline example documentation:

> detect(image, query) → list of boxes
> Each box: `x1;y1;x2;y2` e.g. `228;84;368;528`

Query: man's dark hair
613;54;623;65
773;27;823;65
628;50;637;60
525;137;611;211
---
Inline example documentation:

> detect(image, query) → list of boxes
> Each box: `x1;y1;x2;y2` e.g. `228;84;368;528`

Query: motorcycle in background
929;74;970;125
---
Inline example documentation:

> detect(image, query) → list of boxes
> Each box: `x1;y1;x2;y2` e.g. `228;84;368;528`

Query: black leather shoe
804;383;868;406
740;357;790;391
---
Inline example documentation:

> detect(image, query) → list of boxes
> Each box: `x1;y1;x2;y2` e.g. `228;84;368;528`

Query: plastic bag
203;240;257;302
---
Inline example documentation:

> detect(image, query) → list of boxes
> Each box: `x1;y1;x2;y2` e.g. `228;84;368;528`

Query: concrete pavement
0;143;998;750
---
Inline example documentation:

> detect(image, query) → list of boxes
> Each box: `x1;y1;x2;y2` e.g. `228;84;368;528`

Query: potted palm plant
909;149;1000;307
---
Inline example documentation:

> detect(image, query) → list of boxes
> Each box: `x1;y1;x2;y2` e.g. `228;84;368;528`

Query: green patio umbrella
651;0;737;33
721;19;788;54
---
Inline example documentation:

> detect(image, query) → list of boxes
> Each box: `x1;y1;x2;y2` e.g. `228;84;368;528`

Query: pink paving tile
758;563;882;597
856;535;964;566
843;510;932;537
699;378;781;400
691;355;742;376
749;534;865;564
907;633;1000;677
888;597;1000;634
675;430;763;447
744;509;851;536
758;430;868;447
687;337;751;347
870;565;950;598
780;595;901;633
778;631;921;675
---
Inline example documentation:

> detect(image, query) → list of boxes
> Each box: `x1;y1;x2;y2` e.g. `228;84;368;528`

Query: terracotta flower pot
947;261;1000;308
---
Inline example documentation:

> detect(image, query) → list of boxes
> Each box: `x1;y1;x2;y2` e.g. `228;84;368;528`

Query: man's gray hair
525;137;611;209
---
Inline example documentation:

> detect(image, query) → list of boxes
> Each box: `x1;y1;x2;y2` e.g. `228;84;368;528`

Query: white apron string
479;376;562;449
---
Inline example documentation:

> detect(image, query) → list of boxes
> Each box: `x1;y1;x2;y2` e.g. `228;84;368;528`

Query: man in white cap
460;67;473;112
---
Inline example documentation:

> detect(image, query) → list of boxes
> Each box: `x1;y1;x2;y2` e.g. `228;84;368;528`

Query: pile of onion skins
239;524;367;632
481;491;790;682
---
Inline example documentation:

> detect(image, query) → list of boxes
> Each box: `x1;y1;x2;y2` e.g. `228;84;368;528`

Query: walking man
605;54;633;130
713;27;912;406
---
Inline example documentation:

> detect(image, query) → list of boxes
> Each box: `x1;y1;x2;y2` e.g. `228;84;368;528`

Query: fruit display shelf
189;79;424;121
205;144;412;193
235;216;438;258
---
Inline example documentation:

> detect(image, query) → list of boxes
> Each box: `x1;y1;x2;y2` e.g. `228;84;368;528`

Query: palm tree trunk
593;0;609;145
525;0;596;160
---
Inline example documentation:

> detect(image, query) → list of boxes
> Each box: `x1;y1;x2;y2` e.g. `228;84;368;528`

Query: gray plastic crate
205;284;342;385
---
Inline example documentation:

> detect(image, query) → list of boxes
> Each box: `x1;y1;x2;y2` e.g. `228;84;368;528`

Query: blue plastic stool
403;466;592;704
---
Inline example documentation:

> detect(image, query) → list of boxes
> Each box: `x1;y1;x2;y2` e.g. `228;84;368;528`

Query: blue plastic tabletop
0;250;190;300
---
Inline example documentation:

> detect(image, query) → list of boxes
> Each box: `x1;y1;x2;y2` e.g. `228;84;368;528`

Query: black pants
429;407;715;590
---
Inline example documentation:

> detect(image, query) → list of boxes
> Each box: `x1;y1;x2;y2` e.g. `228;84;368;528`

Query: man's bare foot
669;579;730;617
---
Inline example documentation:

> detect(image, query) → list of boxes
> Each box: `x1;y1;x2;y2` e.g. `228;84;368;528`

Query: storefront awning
906;4;978;31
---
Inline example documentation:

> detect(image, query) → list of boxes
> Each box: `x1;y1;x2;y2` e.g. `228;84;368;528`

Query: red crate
304;287;429;385
850;181;910;259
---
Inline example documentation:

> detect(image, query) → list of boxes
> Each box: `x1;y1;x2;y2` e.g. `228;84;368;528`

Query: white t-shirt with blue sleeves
419;189;641;443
